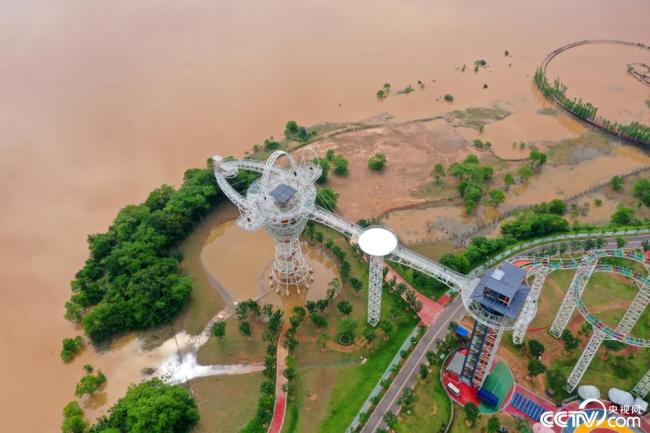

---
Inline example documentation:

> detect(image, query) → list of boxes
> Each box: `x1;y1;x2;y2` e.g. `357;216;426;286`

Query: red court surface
502;383;556;423
442;370;481;406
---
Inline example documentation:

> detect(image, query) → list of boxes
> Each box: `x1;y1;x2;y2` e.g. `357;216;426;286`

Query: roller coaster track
538;39;650;147
520;249;650;347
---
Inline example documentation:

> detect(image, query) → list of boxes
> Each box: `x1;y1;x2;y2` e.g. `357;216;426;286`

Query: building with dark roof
470;262;530;320
269;183;297;208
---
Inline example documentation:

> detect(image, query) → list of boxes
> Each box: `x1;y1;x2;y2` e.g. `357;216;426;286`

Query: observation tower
357;226;399;327
460;262;531;388
212;151;321;295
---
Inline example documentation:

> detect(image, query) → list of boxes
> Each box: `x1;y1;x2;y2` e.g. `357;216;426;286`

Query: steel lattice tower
548;252;598;338
512;265;550;345
212;151;321;295
358;227;398;327
633;369;650;398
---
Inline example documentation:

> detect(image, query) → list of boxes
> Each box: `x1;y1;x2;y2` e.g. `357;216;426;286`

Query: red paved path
267;335;288;433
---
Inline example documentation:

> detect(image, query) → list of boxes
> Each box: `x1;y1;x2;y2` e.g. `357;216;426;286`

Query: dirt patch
306;117;473;220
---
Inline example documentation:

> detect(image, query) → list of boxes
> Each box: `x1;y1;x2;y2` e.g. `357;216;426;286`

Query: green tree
518;165;533;181
380;319;394;336
350;278;363;295
561;329;580;351
434;163;445;184
315;187;339;210
61;336;85;362
368;153;388;170
238;320;252;336
75;369;107;397
504;173;515;190
211;320;226;339
419;363;429;379
336;300;353;316
487;415;501;433
92;379;199;433
464;402;479;426
62;401;88;433
527;339;545;357
528;359;546;377
383;411;398;428
313;158;330;184
548;199;567;215
529;149;548;171
611;205;635;225
616;237;627;248
611;175;624;191
284;120;313;142
363;327;376;343
332;155;349;176
489;189;506;206
310;313;328;328
633;179;650;206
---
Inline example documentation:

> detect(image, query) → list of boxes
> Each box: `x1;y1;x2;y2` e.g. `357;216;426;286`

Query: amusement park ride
211;150;650;398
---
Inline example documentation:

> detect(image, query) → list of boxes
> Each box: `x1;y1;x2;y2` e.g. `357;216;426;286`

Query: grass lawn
191;373;264;433
528;269;574;330
631;306;650;339
286;225;419;433
411;240;456;261
583;272;637;311
395;365;451;433
197;317;268;365
598;256;648;275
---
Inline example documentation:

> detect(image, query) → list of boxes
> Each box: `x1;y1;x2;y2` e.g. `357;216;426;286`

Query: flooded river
1;0;650;431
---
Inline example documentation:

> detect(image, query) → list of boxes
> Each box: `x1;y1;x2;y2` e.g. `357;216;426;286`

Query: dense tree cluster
91;380;199;433
449;155;494;214
501;209;569;240
440;236;512;274
67;165;258;344
62;380;199;433
323;149;349;176
284;120;314;142
61;336;85;362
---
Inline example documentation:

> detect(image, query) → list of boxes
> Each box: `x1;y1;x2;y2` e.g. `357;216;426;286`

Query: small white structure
578;385;601;401
609;388;635;407
358;226;398;326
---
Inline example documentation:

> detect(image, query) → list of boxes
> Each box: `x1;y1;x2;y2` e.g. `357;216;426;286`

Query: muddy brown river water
1;0;650;431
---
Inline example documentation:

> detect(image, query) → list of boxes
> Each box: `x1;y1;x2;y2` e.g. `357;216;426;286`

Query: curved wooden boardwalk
538;39;650;147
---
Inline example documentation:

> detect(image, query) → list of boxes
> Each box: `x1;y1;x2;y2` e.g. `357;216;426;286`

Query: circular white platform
358;226;398;257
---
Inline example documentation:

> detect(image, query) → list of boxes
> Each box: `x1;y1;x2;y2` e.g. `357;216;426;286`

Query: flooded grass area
191;373;264;433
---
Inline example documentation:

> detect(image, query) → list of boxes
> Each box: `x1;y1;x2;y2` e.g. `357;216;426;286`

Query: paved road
360;296;465;433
